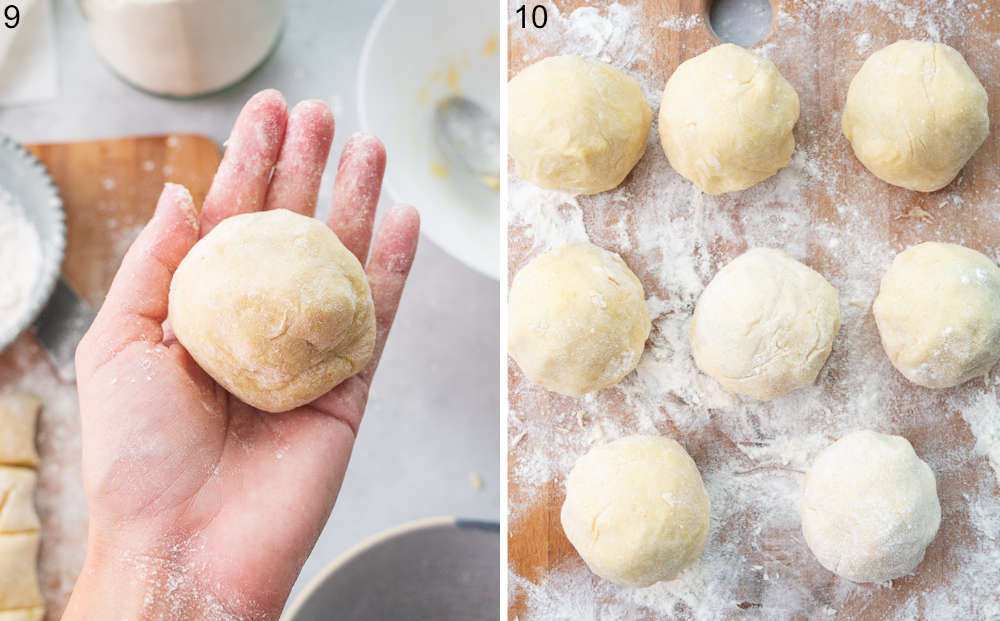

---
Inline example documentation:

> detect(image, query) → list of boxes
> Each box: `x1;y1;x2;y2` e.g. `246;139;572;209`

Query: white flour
659;14;702;32
0;185;42;340
512;2;653;67
509;1;1000;619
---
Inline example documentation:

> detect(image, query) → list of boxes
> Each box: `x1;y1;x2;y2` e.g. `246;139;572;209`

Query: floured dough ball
873;242;1000;388
658;43;799;194
508;243;650;396
169;209;375;413
842;40;989;192
690;248;840;400
561;435;710;587
802;430;941;583
508;55;652;195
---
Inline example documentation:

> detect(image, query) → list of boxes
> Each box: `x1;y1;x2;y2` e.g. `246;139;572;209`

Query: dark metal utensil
32;278;94;381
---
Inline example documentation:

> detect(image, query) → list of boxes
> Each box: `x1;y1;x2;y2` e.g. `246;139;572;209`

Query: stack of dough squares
0;394;44;621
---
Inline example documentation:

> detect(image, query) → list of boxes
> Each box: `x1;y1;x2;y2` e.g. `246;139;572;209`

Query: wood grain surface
508;1;1000;619
0;134;220;619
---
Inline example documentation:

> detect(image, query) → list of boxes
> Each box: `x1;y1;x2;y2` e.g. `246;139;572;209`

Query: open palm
66;90;419;620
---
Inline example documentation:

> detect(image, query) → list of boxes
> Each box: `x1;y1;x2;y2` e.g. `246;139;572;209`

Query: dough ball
873;242;1000;388
508;243;650;396
842;40;989;192
690;248;841;400
561;435;710;587
169;209;375;413
801;430;941;583
658;43;799;194
508;55;652;195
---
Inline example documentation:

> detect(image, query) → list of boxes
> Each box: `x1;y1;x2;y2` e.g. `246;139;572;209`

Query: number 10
515;4;547;29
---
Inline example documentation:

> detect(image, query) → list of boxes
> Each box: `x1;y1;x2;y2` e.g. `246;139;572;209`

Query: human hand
63;90;419;620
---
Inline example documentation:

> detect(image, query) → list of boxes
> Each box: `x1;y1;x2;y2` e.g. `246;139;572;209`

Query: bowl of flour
0;135;64;352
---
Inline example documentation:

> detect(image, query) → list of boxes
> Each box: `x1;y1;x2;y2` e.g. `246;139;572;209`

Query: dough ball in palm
168;209;375;413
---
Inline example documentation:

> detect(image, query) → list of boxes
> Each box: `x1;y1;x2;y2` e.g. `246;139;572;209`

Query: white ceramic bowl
0;136;65;352
358;0;501;280
282;517;500;621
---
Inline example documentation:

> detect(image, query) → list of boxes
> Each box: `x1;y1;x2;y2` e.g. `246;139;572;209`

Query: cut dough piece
873;242;1000;388
801;430;941;583
842;40;989;192
690;248;841;400
0;533;43;609
659;44;800;194
561;435;710;587
508;243;650;396
508;55;652;195
0;468;39;533
0;396;43;617
0;608;44;621
168;209;376;413
0;395;39;468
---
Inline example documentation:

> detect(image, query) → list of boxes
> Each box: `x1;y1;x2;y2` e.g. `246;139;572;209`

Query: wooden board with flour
507;1;1000;618
0;134;220;619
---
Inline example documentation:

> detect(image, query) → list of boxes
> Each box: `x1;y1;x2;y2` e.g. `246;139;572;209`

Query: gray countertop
0;0;500;611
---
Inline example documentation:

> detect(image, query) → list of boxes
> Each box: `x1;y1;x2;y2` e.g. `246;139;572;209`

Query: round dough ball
801;430;941;583
508;243;650;396
561;435;710;587
658;43;800;194
842;40;989;192
169;209;375;413
508;55;652;195
873;242;1000;388
690;248;841;400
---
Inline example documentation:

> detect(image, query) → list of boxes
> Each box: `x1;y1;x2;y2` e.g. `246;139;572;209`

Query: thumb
76;183;200;376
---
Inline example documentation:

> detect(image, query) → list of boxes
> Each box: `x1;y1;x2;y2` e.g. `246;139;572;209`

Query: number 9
5;5;18;29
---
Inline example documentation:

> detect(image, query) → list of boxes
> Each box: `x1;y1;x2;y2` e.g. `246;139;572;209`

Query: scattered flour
0;185;42;342
957;389;1000;483
510;2;653;68
509;1;1000;618
659;14;702;32
855;31;873;54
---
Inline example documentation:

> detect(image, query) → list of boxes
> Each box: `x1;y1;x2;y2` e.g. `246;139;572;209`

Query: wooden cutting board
0;134;220;619
509;1;1000;619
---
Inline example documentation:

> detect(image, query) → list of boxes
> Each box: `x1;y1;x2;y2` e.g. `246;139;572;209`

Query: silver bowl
283;517;500;621
0;135;65;352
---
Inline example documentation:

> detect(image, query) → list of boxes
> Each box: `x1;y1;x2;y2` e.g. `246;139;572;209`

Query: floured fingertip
347;132;384;149
163;182;200;232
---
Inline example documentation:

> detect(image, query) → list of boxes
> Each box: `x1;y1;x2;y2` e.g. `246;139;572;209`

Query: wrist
63;526;282;621
63;536;202;620
63;550;157;620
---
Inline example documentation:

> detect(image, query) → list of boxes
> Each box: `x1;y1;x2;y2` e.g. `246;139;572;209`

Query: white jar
80;0;285;97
